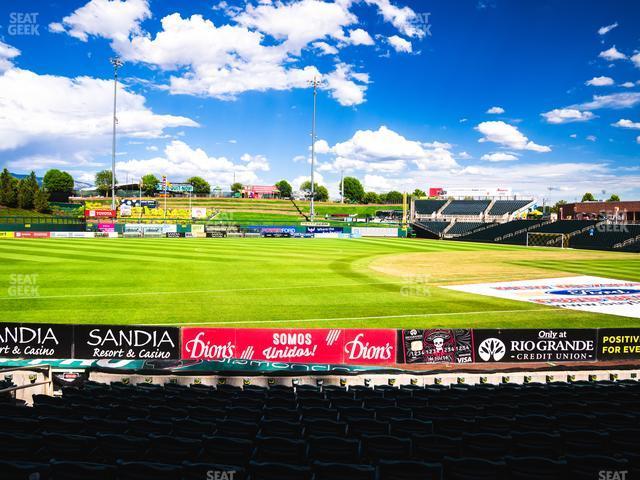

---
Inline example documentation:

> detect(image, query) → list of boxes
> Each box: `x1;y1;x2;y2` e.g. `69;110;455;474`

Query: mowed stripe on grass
0;237;638;328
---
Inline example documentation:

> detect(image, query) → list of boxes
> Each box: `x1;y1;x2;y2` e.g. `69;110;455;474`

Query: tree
141;174;159;196
300;181;329;201
608;194;620;202
275;180;292;198
551;200;567;214
231;182;243;194
413;188;426;198
17;172;38;210
384;191;403;204
363;191;380;204
43;169;74;202
0;168;18;208
188;176;211;195
34;188;50;213
581;192;596;202
341;176;365;203
95;170;116;197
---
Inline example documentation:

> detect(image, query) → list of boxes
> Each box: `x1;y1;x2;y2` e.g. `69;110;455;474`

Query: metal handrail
0;380;51;395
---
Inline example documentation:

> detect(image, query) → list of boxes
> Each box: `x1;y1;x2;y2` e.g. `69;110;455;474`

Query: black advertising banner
74;325;180;360
597;329;640;360
473;329;597;363
400;329;472;364
0;323;73;359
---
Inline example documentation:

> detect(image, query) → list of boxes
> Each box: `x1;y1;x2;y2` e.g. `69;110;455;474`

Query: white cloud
577;92;640;109
475;121;551;152
613;119;640;129
586;135;597;142
480;152;518;162
458;151;472;160
486;106;505;114
541;108;595;124
387;35;412;53
116;140;269;186
620;81;635;88
313;41;338;55
0;68;198;151
347;28;374;46
598;46;627;61
325;126;458;173
570;134;577;138
632;53;640;69
324;63;369;106
0;41;20;72
364;0;425;38
49;0;150;42
313;139;331;154
236;0;356;53
598;22;618;35
585;76;614;86
637;136;640;144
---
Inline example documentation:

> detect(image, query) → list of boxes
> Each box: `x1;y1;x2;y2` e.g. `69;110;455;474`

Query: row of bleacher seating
458;220;542;243
3;380;640;479
414;221;449;235
570;224;640;251
487;200;532;216
414;200;447;215
446;222;483;236
441;200;490;216
503;220;598;245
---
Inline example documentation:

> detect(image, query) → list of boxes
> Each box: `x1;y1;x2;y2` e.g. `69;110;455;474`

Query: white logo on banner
478;338;506;361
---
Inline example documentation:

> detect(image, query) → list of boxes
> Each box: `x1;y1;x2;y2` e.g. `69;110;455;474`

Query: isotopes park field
0;237;638;328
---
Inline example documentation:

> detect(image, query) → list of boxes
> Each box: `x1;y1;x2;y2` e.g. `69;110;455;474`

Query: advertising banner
351;227;398;237
401;329;473;364
15;232;50;238
98;223;115;232
0;232;14;238
181;328;397;365
206;232;227;238
306;226;344;234
191;224;205;233
0;323;74;359
473;329;597;363
597;329;640;360
444;275;640;319
85;209;116;218
166;232;185;238
74;325;180;360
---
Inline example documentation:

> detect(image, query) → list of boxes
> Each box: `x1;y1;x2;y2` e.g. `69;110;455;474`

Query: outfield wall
1;324;639;367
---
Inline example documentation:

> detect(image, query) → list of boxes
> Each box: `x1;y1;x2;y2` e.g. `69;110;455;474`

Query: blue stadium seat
307;435;361;463
312;461;376;480
248;461;313;480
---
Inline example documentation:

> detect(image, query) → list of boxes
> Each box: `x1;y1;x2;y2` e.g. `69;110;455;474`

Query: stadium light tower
308;76;323;221
110;57;124;210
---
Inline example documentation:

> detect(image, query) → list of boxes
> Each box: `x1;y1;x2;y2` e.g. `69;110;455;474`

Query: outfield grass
0;237;638;328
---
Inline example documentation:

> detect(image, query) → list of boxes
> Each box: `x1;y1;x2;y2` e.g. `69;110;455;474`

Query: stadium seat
461;433;511;460
117;461;183;480
303;419;348;437
411;434;461;462
505;456;568;480
0;460;50;480
312;461;377;480
443;456;507;480
252;436;308;465
200;436;253;465
377;460;443;480
40;432;97;462
146;434;201;463
172;418;215;438
389;418;433;436
258;419;304;438
126;418;173;436
348;418;389;437
248;461;313;480
50;460;117;480
307;435;361;463
361;434;412;462
566;454;629;480
94;433;150;463
511;431;562;457
0;415;39;434
214;419;258;439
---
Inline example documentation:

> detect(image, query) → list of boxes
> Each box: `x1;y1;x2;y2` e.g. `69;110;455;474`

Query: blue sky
0;0;639;201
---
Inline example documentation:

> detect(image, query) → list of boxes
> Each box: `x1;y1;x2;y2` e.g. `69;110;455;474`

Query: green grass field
0;237;638;328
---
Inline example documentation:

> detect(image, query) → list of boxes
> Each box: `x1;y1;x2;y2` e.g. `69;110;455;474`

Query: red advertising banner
181;328;397;365
85;209;117;218
15;231;51;238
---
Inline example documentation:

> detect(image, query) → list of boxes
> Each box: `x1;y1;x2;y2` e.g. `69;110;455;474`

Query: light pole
110;57;123;211
308;76;322;222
